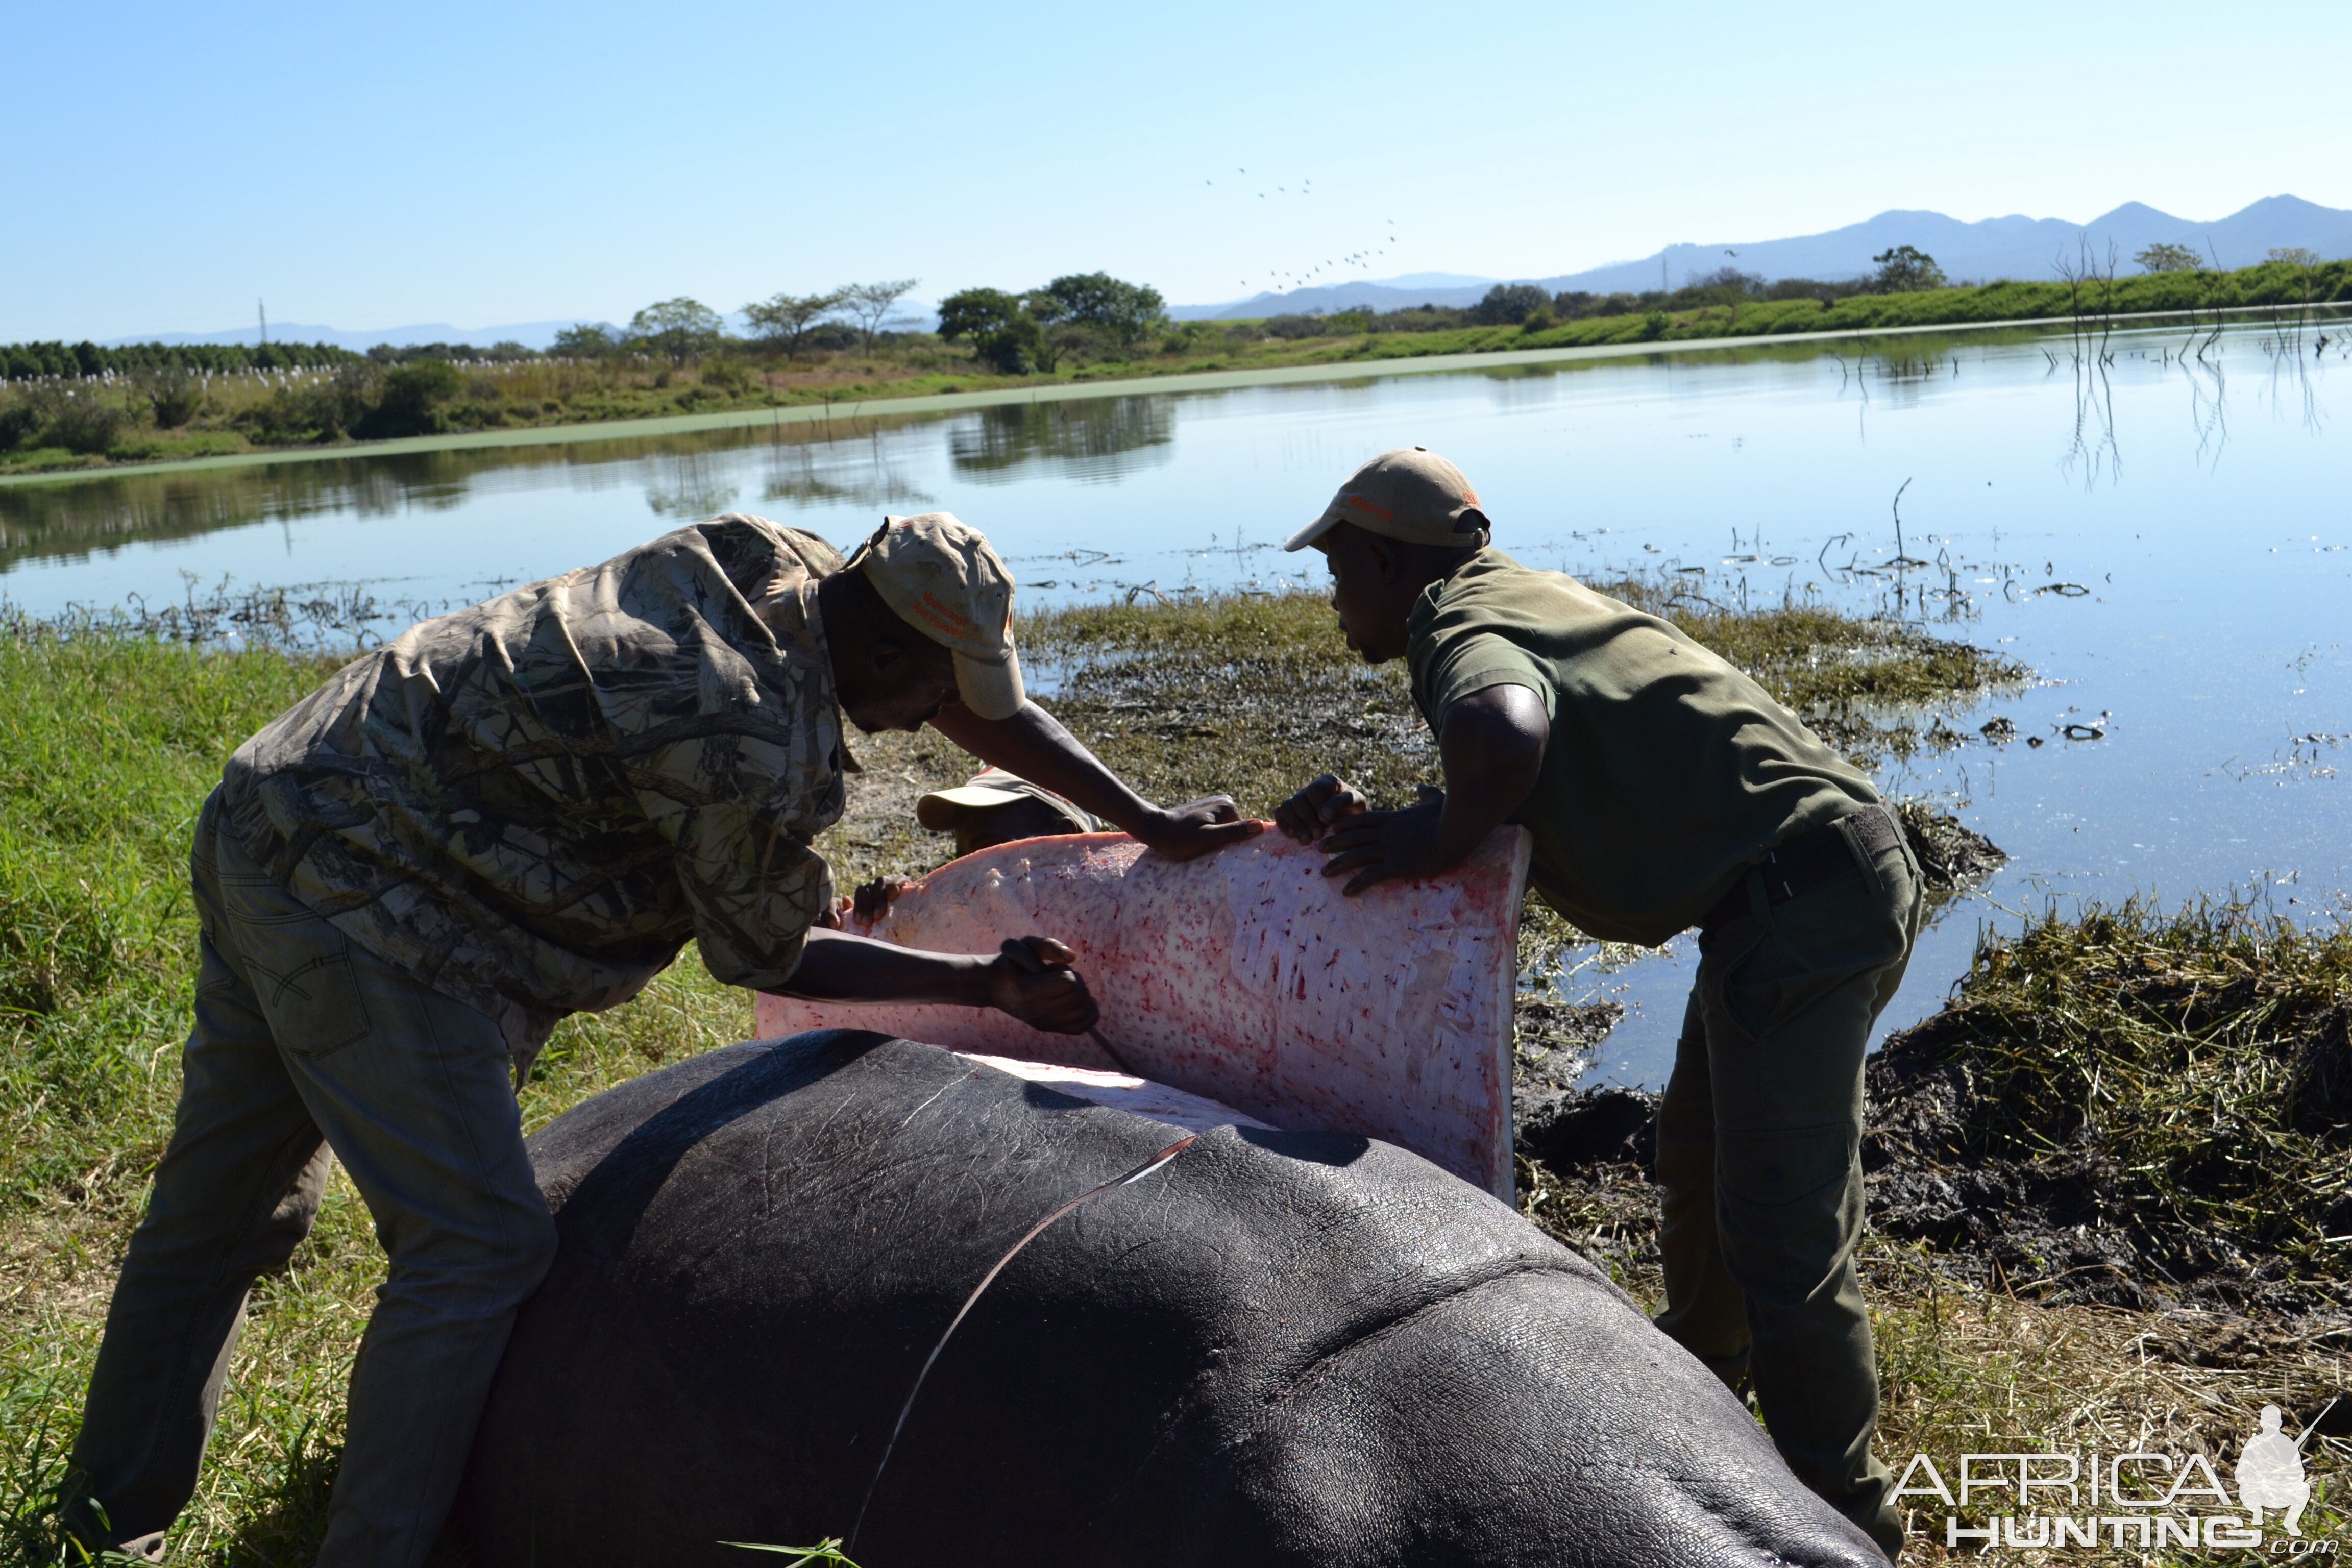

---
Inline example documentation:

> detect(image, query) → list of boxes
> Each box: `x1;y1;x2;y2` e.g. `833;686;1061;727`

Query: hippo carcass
439;1031;1886;1567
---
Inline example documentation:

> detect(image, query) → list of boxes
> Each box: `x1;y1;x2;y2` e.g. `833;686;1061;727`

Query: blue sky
8;0;2348;342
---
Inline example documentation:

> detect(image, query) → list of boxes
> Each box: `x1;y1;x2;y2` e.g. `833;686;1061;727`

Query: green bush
1473;283;1550;326
699;359;754;395
141;365;206;428
34;390;129;454
0;396;40;451
235;364;381;445
357;358;462;438
1262;314;1327;340
936;288;1046;374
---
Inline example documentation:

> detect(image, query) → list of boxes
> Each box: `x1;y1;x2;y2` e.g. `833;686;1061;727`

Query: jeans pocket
243;919;373;1058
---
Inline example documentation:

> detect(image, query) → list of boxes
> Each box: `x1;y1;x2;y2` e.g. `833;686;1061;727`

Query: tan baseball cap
916;767;1101;836
1284;446;1492;552
847;512;1025;720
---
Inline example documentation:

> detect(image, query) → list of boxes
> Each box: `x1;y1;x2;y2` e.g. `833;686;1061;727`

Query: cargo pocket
243;918;373;1058
1713;924;1797;1042
1714;1123;1862;1294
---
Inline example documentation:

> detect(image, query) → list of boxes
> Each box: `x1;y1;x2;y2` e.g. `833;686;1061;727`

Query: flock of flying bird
1206;168;1400;295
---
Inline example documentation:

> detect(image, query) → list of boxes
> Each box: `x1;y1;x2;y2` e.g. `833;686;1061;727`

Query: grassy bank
15;589;2334;1568
7;256;2344;477
1524;891;2352;1563
1867;896;2351;1309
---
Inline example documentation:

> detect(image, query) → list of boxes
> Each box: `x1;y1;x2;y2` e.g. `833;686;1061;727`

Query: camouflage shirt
220;514;850;1053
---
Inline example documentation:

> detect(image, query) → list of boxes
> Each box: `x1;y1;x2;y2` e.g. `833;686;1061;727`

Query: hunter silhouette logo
1896;1400;2338;1553
2239;1405;2316;1536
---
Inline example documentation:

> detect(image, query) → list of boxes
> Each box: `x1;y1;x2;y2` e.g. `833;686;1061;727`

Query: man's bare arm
779;926;1099;1033
929;700;1262;862
1312;684;1549;895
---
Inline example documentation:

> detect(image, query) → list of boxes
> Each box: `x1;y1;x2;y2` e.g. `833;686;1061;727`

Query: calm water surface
5;322;2347;1086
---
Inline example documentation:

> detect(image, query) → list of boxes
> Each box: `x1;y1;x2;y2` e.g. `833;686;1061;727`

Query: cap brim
1283;511;1343;552
953;648;1025;721
916;784;1028;830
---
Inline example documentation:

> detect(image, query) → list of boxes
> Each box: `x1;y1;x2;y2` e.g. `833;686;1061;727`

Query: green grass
0;632;774;1563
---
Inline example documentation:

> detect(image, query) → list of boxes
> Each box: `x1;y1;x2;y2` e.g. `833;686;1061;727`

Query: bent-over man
62;511;1256;1566
1272;450;1920;1558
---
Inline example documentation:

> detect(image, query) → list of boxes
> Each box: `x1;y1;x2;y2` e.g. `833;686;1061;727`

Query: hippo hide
437;1030;1886;1567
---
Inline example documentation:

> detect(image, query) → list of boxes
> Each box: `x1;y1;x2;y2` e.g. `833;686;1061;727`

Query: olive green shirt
220;514;850;1052
1406;549;1874;946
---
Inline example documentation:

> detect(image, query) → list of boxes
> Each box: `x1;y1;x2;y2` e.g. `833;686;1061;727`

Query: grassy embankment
5;256;2345;477
2;590;2337;1565
1528;894;2352;1562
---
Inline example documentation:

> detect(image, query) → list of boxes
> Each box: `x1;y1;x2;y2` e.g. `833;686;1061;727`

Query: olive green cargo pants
1654;813;1923;1561
64;794;556;1566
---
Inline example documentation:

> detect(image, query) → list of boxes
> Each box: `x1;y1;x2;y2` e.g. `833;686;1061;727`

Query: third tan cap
916;767;1101;835
848;512;1026;720
1284;446;1492;552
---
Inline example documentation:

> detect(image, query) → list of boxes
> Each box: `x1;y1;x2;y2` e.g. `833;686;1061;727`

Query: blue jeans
69;792;556;1566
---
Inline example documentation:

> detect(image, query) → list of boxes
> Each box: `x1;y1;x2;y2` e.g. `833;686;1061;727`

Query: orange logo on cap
1343;493;1394;522
1462;486;1480;505
911;591;972;637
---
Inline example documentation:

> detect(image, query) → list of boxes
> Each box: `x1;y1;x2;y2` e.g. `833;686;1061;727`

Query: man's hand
1314;785;1455;895
1307;684;1549;896
1136;795;1263;863
1273;773;1370;844
851;874;915;923
989;936;1101;1033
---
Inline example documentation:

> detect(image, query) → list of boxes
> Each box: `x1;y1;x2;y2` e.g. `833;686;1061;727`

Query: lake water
5;317;2347;1087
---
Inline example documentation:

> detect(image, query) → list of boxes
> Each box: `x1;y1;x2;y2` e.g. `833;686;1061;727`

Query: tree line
1267;238;2340;339
932;274;1170;374
0;277;934;388
550;280;926;364
1;340;366;382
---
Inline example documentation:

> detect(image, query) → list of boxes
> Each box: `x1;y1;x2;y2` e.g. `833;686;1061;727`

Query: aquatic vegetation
1020;588;2025;819
1868;895;2352;1307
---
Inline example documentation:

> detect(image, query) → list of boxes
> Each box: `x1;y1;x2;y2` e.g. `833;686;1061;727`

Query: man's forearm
777;926;992;1007
928;701;1158;834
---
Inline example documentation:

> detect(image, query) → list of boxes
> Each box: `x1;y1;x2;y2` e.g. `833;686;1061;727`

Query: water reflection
643;451;742;519
759;436;936;514
948;397;1174;483
5;319;2343;587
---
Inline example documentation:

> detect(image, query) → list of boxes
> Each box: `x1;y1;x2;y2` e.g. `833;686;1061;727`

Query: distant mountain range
102;318;615;351
1169;195;2352;319
87;195;2352;348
